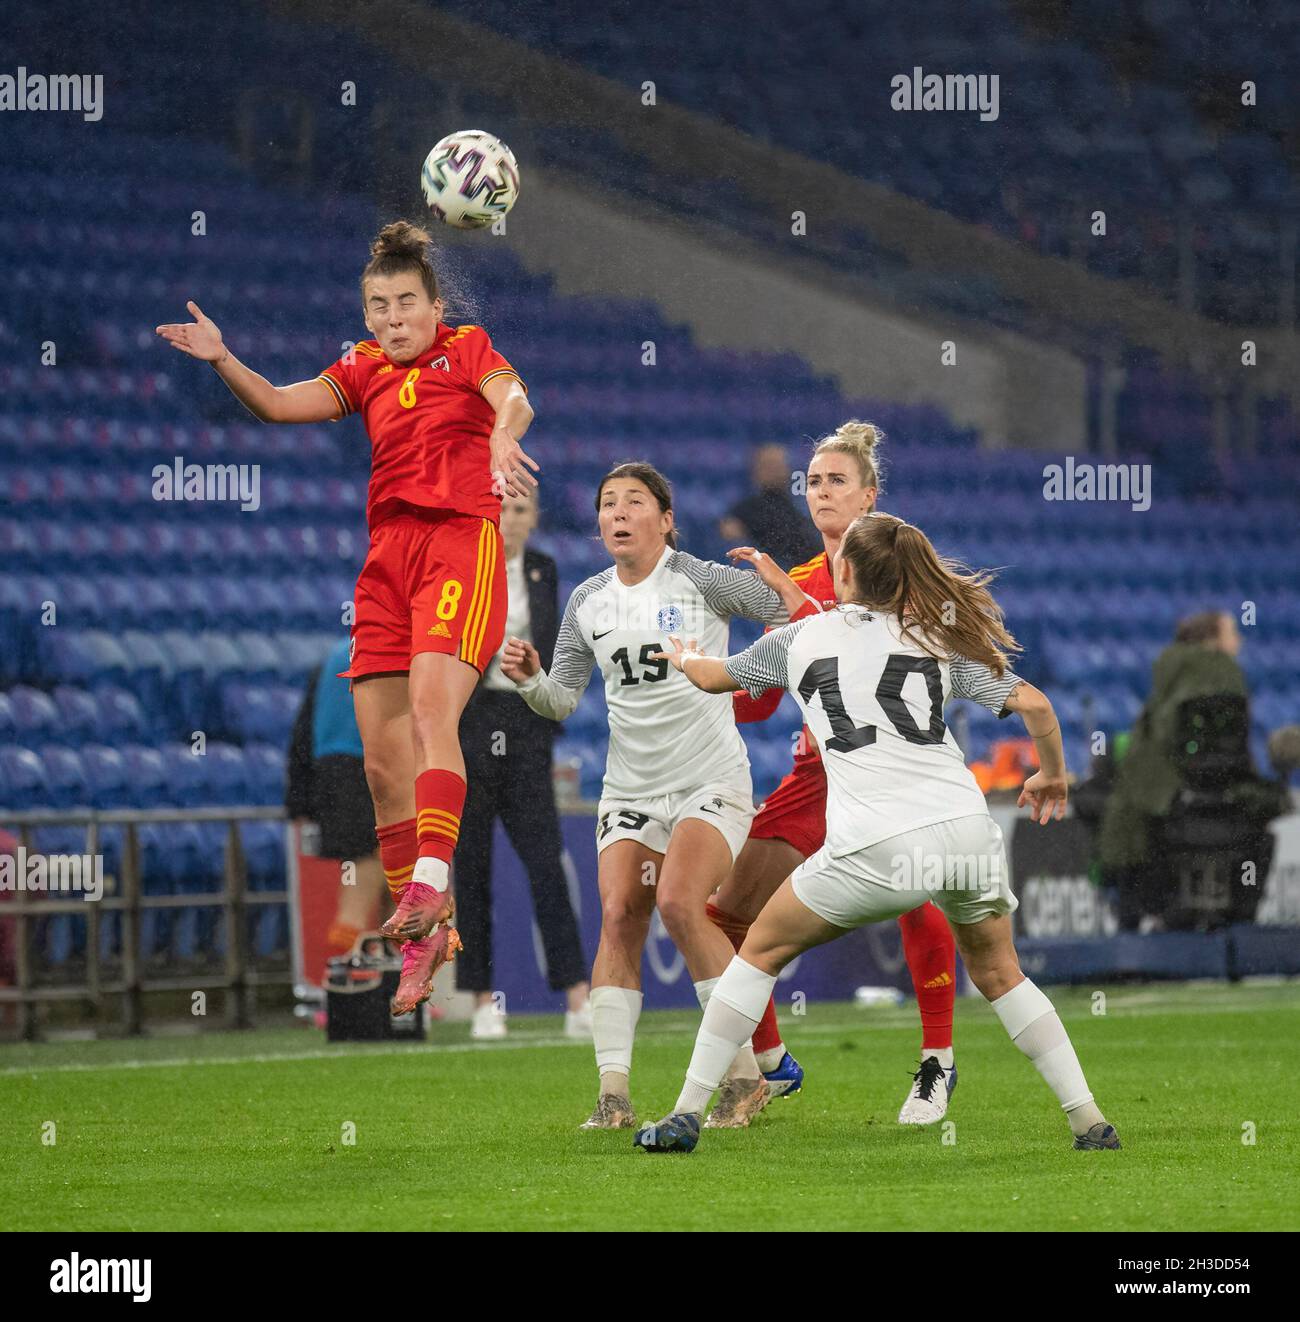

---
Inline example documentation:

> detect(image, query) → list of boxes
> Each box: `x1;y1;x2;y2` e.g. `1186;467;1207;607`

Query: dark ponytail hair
595;462;678;549
840;512;1019;676
361;220;440;303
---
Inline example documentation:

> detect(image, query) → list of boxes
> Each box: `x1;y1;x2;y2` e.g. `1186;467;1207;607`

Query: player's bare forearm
681;653;741;694
651;637;740;693
212;354;337;424
210;350;279;421
492;387;534;441
783;584;819;618
156;300;336;424
1005;681;1066;778
727;546;813;620
484;378;538;496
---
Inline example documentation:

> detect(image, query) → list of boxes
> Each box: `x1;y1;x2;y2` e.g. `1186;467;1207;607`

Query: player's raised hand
728;545;809;616
500;636;541;683
1017;770;1068;825
649;635;700;672
490;426;540;500
155;301;227;362
728;545;785;584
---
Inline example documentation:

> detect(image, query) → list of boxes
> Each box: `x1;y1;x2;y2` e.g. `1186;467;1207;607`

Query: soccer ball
420;130;520;230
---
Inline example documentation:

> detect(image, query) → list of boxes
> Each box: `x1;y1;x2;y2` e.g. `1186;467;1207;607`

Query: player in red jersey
156;221;536;1015
711;422;963;1123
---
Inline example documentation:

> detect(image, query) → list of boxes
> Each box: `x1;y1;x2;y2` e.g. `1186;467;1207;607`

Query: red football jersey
733;549;834;768
317;323;524;530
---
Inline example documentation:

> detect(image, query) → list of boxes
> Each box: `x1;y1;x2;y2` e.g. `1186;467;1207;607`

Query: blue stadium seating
2;11;1297;975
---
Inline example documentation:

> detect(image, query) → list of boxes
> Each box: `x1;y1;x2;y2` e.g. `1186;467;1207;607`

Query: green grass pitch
2;982;1296;1232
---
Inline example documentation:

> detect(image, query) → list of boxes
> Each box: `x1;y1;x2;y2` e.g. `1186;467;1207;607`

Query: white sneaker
897;1056;958;1125
564;1001;593;1039
470;1002;507;1040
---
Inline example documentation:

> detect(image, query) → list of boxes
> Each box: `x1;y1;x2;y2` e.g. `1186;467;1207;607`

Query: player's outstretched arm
1004;681;1069;825
725;546;819;723
155;301;339;424
501;634;589;722
726;546;818;620
652;637;740;694
482;374;537;499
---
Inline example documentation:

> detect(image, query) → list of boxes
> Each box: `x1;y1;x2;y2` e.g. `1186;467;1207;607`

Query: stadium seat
243;743;287;806
123;745;170;808
38;745;94;811
0;744;49;809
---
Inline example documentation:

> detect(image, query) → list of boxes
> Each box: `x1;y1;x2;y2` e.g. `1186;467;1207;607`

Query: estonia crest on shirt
656;604;684;632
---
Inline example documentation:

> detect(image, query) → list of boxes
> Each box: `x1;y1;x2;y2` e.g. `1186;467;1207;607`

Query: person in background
1098;610;1253;929
286;638;389;954
719;443;819;569
456;487;591;1040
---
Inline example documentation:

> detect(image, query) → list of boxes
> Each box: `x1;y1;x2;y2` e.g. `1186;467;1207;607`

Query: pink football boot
379;881;455;944
390;926;463;1016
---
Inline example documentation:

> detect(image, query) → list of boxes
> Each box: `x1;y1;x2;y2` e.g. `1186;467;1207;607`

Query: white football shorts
790;813;1018;930
595;768;755;862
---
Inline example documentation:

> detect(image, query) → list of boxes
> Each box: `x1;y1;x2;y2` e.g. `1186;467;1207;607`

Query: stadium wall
454;804;1300;1013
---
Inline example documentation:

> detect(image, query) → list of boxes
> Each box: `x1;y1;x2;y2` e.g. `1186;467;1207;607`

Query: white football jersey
517;545;791;799
724;605;1023;857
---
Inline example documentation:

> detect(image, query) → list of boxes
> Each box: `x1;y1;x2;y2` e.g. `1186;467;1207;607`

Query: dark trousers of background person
455;688;587;995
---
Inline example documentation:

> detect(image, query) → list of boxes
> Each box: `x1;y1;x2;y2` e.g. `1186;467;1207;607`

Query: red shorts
344;508;506;679
748;757;827;859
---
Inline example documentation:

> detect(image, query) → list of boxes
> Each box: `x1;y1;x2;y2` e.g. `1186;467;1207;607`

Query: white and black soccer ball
420;130;520;230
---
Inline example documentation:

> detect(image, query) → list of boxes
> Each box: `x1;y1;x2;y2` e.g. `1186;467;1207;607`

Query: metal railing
0;806;291;1041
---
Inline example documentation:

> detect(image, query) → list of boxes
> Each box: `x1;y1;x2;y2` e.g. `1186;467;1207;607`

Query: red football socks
376;817;418;902
414;769;466;864
898;902;956;1050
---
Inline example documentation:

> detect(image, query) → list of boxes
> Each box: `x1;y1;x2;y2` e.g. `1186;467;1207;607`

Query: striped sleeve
448;324;526;397
949;656;1024;716
667;550;787;625
515;572;606;720
723;617;814;698
788;552;826;585
316;369;354;418
316;344;370;419
547;578;602;690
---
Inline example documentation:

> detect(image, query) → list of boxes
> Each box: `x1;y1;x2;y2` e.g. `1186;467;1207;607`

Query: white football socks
923;1046;955;1070
411;856;450;893
590;985;642;1097
694;976;762;1083
990;978;1103;1135
676;958;776;1115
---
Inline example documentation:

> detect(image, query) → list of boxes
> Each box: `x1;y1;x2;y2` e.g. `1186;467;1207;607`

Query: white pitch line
0;1034;587;1077
1;989;1293;1078
0;1020;882;1078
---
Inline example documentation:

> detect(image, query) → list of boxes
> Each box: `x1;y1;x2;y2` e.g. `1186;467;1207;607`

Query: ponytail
839;513;1018;675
